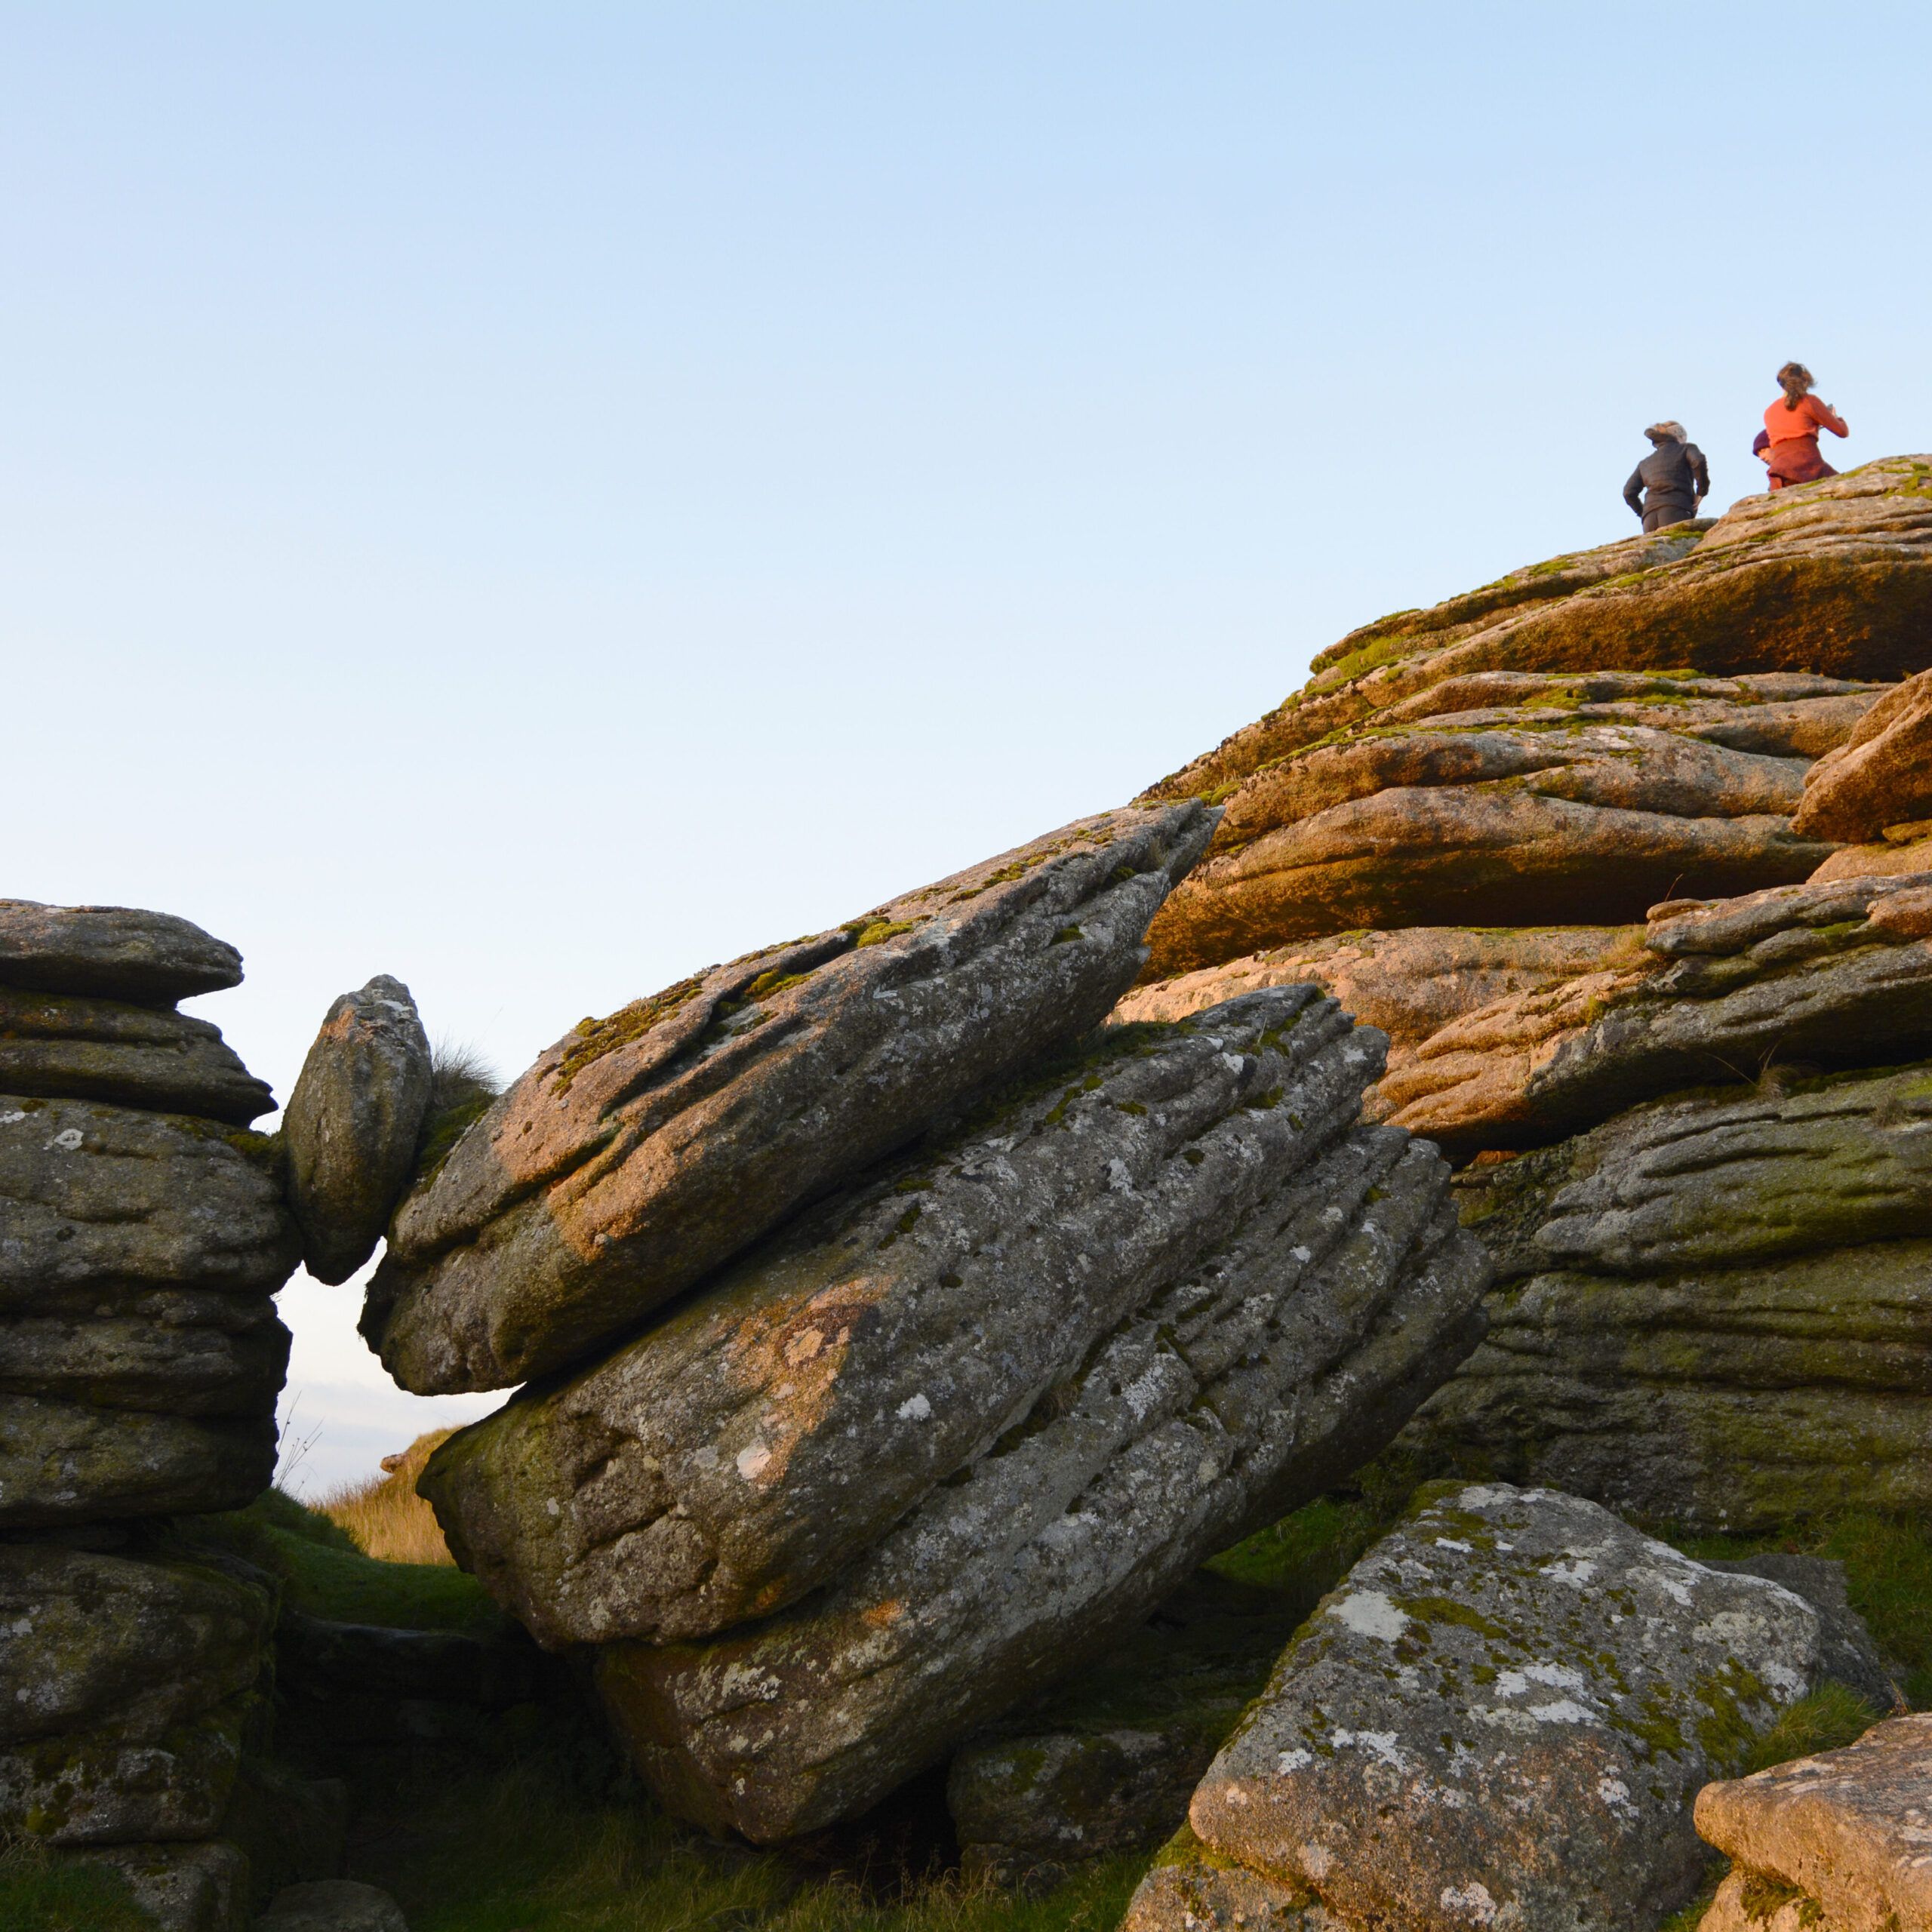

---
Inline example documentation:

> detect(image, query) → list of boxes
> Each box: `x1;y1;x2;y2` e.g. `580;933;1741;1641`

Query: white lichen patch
1330;1590;1411;1642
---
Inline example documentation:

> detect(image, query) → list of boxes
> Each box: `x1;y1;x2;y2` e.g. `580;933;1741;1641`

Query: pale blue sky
8;4;1929;1484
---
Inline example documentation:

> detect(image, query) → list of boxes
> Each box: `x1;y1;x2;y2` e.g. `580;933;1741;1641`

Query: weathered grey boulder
0;1095;297;1524
1794;665;1932;844
255;1880;411;1932
946;1573;1303;1889
0;900;244;1004
1411;1064;1932;1529
590;1119;1487;1840
53;1839;250;1932
1694;1713;1932;1932
283;976;432;1285
1143;715;1834;973
1700;1556;1900;1715
0;988;272;1123
0;1543;271;1844
363;802;1217;1393
1146;460;1932;822
1121;1832;1327;1932
1374;874;1932;1158
1147;1484;1832;1932
421;988;1380;1646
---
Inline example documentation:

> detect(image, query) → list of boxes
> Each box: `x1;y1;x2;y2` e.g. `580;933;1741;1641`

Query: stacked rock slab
365;804;1220;1392
0;900;299;1929
413;808;1491;1839
1124;1484;1851;1932
1692;1712;1932;1932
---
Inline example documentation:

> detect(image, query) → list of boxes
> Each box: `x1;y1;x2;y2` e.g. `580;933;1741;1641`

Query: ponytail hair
1777;361;1814;411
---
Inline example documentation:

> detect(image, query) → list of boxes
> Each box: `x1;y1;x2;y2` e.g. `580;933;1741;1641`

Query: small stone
282;976;433;1285
256;1879;411;1932
0;899;243;1004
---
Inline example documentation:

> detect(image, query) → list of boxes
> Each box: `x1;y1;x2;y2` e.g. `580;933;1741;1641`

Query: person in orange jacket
1763;362;1848;489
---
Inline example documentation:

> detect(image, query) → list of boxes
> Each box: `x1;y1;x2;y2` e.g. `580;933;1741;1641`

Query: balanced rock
1146;459;1932;817
588;1109;1486;1839
1694;1712;1932;1932
364;802;1217;1393
1143;704;1839;974
0;987;272;1123
1411;1063;1932;1528
946;1571;1306;1889
0;899;243;1005
421;986;1381;1646
1371;872;1932;1158
283;975;432;1285
0;1095;297;1525
1795;665;1932;844
0;1543;271;1844
1141;1484;1834;1932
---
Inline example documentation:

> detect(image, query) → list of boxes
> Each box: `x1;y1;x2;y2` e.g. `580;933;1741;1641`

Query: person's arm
1809;396;1850;438
1624;465;1646;517
1687;444;1709;499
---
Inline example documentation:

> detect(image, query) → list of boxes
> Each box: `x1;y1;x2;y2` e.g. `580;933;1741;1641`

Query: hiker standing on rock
1763;361;1849;488
1623;420;1710;531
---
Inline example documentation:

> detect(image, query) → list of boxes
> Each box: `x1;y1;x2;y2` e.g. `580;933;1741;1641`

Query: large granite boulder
1143;704;1841;974
283;976;433;1285
1694;1712;1932;1932
0;989;272;1123
420;987;1380;1646
0;900;243;1005
363;802;1217;1393
0;1095;296;1526
1373;872;1932;1158
588;1111;1487;1839
1146;460;1932;817
1794;665;1932;844
1131;1484;1837;1932
1410;1063;1932;1528
0;1543;271;1844
946;1572;1305;1889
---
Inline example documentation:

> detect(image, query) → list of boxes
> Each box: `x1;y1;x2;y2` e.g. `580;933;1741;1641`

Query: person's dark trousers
1642;501;1697;532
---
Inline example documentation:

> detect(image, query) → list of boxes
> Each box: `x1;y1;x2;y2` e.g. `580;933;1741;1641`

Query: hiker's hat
1645;420;1687;443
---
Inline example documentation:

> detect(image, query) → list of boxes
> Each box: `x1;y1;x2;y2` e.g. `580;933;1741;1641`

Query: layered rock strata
1410;1062;1932;1527
584;1092;1487;1838
0;902;297;1920
1146;460;1932;815
420;987;1380;1647
1795;664;1932;843
1128;1484;1842;1932
1144;695;1854;973
1693;1712;1932;1932
364;803;1217;1393
283;975;432;1285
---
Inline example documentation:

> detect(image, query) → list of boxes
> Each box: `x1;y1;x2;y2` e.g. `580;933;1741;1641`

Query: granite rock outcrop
1794;664;1932;844
365;803;1217;1394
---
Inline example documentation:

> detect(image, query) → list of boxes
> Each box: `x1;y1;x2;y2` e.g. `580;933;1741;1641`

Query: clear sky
8;4;1930;1488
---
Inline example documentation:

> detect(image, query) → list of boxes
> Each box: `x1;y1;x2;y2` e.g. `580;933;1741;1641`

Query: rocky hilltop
9;458;1932;1932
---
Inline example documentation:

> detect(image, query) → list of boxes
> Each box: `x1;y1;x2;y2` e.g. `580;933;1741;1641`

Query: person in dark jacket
1623;420;1710;531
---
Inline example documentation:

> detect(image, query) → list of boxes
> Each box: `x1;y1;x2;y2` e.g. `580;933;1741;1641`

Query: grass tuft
319;1429;460;1566
1742;1683;1880;1775
0;1836;155;1932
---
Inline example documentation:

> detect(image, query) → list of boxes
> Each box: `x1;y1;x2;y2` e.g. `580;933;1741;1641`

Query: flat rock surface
1377;872;1932;1158
283;974;432;1285
592;1121;1488;1840
0;988;272;1122
364;802;1216;1393
1795;666;1932;844
1146;460;1932;814
0;1543;270;1844
1694;1712;1932;1932
423;988;1377;1647
0;900;243;1005
1412;1064;1932;1527
1145;716;1832;973
1180;1484;1829;1932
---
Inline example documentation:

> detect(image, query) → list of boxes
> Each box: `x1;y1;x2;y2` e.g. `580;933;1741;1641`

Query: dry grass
319;1428;461;1566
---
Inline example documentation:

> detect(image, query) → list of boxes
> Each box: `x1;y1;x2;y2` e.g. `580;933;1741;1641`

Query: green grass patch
185;1488;504;1632
358;1755;1147;1932
1743;1683;1880;1774
0;1838;155;1932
